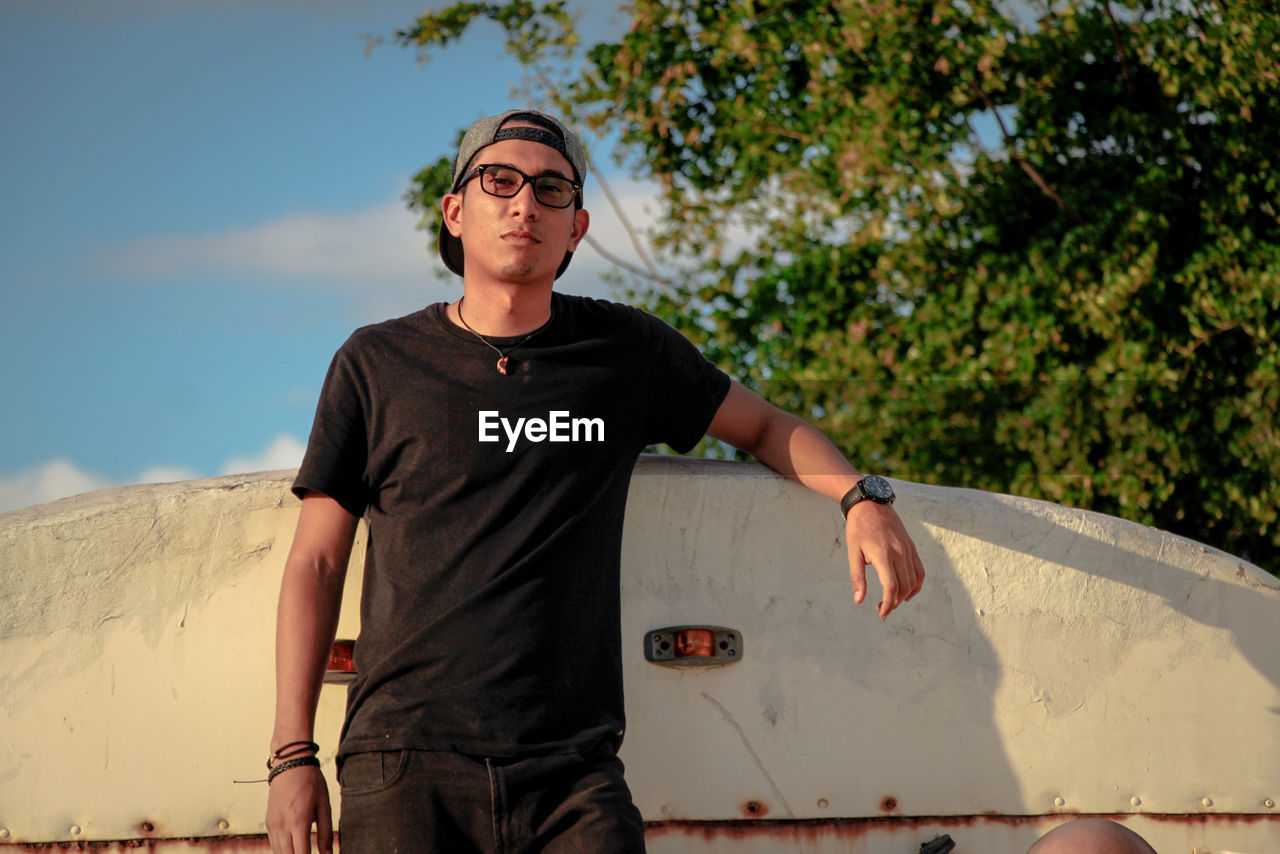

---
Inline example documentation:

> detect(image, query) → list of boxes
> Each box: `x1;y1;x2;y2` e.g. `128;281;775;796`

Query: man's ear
568;208;589;252
441;193;463;237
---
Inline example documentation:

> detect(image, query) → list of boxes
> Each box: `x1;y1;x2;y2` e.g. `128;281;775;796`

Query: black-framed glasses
457;164;581;209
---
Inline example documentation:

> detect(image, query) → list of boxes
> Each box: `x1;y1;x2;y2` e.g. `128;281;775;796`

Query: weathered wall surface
0;473;357;845
2;458;1278;852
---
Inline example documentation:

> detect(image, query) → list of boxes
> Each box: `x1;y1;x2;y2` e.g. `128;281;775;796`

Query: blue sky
1;0;651;512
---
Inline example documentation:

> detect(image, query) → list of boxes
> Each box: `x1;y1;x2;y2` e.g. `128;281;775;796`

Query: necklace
455;297;553;375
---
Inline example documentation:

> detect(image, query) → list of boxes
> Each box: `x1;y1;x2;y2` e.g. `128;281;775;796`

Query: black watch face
863;475;894;502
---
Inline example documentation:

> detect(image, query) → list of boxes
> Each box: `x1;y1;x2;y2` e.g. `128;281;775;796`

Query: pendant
497;356;509;375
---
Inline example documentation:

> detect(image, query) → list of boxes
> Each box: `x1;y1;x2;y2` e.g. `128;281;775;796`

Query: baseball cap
439;109;588;279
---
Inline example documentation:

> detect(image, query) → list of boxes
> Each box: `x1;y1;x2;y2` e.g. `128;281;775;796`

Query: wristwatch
840;475;895;517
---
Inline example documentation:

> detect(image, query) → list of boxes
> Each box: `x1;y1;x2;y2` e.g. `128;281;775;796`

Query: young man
265;109;925;854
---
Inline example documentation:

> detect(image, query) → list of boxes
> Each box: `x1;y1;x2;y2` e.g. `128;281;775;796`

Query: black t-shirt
294;292;731;758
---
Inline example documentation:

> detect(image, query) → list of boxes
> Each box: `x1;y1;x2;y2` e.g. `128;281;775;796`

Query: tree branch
581;235;677;291
1102;2;1134;89
528;62;670;292
969;79;1074;215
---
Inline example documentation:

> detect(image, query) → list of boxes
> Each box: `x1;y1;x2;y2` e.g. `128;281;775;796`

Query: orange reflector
328;640;356;673
673;628;715;658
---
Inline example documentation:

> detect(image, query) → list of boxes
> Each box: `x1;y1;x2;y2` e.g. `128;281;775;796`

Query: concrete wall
2;458;1278;852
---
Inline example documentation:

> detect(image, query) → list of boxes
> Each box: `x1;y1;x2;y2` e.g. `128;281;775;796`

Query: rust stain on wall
9;836;273;852
643;812;1280;842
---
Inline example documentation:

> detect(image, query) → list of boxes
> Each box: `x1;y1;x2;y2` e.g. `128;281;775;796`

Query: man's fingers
311;788;330;854
908;548;926;599
878;570;900;620
866;550;920;619
316;792;334;854
265;808;289;854
849;557;868;604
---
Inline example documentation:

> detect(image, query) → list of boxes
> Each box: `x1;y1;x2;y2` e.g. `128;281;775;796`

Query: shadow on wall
912;481;1280;812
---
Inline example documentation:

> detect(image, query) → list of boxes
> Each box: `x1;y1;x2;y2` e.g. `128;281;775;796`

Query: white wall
2;458;1278;852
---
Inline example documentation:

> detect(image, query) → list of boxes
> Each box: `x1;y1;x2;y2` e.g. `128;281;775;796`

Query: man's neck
450;281;553;337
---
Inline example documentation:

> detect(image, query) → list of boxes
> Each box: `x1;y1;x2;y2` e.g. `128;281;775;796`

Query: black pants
336;746;647;854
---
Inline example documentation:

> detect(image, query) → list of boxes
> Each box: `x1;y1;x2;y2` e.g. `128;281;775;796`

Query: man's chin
497;261;553;283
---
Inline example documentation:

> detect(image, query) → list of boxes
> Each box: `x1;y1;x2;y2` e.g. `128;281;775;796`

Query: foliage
397;0;1280;573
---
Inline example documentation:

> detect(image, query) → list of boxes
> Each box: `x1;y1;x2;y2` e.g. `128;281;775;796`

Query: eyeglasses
457;164;581;209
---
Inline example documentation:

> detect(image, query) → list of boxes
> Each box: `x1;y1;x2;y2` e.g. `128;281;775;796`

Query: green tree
397;0;1280;573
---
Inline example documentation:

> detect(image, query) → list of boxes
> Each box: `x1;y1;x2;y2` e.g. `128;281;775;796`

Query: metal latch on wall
324;639;357;684
644;626;742;667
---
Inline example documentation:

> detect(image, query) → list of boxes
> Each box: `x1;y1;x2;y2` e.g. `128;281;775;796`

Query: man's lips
502;229;541;245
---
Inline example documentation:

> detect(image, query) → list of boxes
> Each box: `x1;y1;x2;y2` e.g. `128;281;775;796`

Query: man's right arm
265;492;359;854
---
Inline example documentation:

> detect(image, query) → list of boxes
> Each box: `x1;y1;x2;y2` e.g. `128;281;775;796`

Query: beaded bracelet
267;755;320;784
267;740;320;769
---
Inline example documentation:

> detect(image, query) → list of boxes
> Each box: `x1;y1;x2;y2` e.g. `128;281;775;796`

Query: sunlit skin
440;133;589;337
1027;819;1157;854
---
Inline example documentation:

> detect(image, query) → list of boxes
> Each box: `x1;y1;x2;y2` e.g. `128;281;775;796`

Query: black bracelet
267;755;320;784
267;740;320;769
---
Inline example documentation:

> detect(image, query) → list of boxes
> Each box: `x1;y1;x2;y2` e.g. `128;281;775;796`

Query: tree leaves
398;0;1280;572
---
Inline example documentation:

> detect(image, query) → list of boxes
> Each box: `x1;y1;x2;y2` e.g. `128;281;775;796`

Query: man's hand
707;379;926;618
845;500;925;619
266;766;333;854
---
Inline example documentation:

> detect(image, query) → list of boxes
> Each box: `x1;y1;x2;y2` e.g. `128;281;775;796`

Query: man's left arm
706;379;925;619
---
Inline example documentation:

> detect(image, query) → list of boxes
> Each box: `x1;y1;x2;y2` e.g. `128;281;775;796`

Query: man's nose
508;180;540;217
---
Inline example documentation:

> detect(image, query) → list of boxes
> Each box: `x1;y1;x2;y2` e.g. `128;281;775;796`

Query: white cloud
560;172;770;301
93;177;679;305
559;175;668;299
220;434;307;476
0;435;307;515
0;459;113;514
95;201;445;293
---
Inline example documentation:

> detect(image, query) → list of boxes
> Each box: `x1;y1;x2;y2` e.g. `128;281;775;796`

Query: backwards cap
439;109;588;279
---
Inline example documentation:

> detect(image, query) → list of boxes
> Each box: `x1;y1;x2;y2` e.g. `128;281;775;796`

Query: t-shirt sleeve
292;342;372;518
640;311;732;454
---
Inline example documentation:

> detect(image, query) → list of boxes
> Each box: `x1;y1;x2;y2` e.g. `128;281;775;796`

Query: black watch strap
840;475;895;517
840;482;867;518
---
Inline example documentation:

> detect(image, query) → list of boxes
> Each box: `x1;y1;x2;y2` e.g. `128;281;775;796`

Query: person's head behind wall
438;109;588;281
1027;818;1159;854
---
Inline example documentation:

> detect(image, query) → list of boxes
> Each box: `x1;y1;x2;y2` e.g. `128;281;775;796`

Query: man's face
442;131;589;286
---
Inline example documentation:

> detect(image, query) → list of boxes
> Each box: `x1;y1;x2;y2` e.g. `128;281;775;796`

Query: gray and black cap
439;109;588;280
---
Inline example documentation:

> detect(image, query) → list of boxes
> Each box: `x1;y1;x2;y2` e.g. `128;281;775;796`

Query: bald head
1027;819;1158;854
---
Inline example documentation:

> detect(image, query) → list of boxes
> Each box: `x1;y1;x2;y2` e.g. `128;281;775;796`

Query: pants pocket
338;749;410;796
